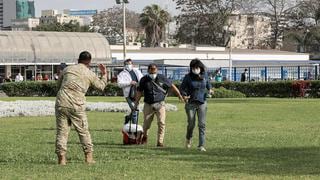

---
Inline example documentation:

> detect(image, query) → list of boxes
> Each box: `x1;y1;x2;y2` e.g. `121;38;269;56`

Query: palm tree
139;4;170;47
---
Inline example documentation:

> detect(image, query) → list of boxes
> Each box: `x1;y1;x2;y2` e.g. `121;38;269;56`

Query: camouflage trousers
55;106;93;155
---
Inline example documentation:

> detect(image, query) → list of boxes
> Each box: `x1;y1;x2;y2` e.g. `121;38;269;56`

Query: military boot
58;154;67;165
85;152;96;164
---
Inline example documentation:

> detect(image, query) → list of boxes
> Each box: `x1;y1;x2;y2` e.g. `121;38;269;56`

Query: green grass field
1;97;320;179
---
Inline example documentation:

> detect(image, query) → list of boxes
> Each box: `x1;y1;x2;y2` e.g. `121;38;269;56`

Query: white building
41;9;58;17
111;45;309;66
111;45;317;81
40;10;85;26
63;9;97;26
11;18;39;31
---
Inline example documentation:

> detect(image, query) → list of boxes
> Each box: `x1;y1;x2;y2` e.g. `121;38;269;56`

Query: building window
247;16;254;25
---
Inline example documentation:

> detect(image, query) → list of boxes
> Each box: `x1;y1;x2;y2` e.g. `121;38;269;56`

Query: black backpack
127;70;138;100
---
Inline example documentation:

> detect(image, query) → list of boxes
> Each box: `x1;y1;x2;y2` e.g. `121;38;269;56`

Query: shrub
0;81;58;96
1;80;320;98
0;81;122;97
87;83;122;96
211;81;320;98
211;87;246;98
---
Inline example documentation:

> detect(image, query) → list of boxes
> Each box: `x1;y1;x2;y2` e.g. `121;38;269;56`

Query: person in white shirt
15;73;23;82
117;59;143;124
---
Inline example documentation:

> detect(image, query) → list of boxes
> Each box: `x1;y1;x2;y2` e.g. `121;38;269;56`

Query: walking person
180;59;212;152
15;73;23;82
117;59;143;124
241;68;249;82
55;51;108;165
135;63;184;147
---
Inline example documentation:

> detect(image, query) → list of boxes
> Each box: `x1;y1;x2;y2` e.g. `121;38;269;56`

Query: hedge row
1;80;320;98
211;87;246;98
0;81;123;97
212;80;320;98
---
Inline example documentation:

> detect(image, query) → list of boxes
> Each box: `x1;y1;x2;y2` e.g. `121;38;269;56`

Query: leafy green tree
286;29;314;53
91;6;141;45
139;4;170;47
298;0;320;25
33;21;90;32
282;0;320;53
173;0;236;46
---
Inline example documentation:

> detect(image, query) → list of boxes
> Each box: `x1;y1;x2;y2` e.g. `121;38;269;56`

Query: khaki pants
55;106;93;155
143;102;166;144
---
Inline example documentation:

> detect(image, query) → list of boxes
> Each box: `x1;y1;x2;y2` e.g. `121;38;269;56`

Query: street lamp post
223;26;235;81
116;0;129;60
302;29;310;53
228;39;232;81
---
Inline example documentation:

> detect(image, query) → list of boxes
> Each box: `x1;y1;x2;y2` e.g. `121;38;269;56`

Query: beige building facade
229;14;272;49
40;10;84;26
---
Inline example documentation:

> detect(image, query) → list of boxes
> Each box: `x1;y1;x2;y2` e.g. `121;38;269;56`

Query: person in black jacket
180;59;212;152
135;63;184;147
241;68;248;82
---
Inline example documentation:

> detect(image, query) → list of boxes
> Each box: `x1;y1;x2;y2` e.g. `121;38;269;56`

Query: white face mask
192;68;201;75
125;64;133;71
149;73;157;80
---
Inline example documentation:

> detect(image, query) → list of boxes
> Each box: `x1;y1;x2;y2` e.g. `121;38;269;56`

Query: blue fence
140;65;318;82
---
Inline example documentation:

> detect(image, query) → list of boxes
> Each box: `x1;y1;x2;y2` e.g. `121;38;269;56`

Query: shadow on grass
81;143;320;175
94;142;123;146
32;128;55;131
90;129;114;132
154;146;320;176
2;145;319;176
33;128;115;132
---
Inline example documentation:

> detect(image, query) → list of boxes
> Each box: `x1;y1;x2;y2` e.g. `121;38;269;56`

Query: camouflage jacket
55;63;107;110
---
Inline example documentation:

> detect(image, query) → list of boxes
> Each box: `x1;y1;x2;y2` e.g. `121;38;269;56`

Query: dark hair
189;59;206;80
60;63;67;70
189;59;205;74
124;59;132;65
78;51;91;64
148;63;157;70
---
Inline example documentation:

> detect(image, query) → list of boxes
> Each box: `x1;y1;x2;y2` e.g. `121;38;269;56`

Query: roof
112;47;308;56
0;31;111;65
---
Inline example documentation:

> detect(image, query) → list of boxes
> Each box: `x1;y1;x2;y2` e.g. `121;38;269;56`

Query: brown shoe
58;154;67;165
157;143;164;147
141;135;148;144
85;152;96;164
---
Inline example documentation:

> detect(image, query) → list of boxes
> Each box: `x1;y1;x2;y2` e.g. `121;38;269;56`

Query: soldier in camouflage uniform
55;51;108;165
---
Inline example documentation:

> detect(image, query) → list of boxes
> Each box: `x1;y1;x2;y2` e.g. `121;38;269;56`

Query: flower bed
0;101;178;118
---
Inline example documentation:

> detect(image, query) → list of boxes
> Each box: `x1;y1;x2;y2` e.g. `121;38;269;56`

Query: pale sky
35;0;178;16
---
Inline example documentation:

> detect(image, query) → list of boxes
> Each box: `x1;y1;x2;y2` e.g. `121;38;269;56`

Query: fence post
248;67;251;82
298;66;300;80
281;66;284;80
265;66;267;81
233;67;236;81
